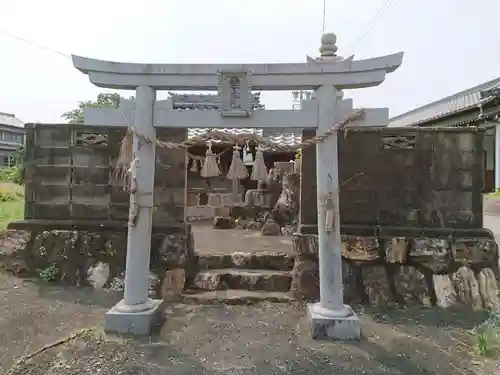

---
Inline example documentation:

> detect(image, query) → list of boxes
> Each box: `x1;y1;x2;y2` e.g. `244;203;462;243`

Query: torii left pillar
103;85;165;335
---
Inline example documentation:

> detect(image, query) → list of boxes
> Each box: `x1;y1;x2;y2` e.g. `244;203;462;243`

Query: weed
472;305;500;357
36;263;60;282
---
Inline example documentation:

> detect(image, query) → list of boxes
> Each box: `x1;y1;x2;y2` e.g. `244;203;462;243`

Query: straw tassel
250;144;268;181
116;131;133;183
227;144;248;180
200;141;221;177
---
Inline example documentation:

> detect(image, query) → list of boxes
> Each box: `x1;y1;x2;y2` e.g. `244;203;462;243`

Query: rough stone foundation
20;226;194;297
290;233;500;310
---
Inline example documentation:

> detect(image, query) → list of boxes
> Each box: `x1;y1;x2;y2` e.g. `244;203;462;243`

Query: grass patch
0;182;24;230
485;191;500;198
472;306;500;357
0;166;22;185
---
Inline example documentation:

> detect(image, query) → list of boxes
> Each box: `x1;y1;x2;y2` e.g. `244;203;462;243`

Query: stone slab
104;299;166;336
307;304;361;341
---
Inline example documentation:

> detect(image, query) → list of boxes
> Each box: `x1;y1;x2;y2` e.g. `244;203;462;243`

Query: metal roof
0;112;24;128
389;77;500;127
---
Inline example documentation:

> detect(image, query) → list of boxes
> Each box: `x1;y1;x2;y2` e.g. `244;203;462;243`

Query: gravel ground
0;272;115;370
2;211;500;374
4;298;500;375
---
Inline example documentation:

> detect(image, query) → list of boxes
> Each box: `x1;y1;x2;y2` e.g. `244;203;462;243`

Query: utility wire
347;0;399;53
0;29;71;59
321;0;327;36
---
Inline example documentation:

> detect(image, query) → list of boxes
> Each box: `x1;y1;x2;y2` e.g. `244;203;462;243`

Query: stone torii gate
73;33;403;340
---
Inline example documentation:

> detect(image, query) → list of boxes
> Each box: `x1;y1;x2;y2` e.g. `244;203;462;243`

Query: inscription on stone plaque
217;70;252;117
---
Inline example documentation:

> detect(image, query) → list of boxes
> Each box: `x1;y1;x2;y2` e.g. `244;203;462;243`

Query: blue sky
1;0;499;123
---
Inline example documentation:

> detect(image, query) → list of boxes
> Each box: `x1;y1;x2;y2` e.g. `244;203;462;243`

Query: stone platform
104;298;166;335
12;223;500;311
291;232;500;310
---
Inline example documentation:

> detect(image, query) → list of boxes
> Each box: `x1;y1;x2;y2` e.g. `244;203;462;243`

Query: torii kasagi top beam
71;53;403;91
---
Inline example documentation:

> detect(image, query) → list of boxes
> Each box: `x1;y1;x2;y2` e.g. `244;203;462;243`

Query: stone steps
180;289;294;305
196;252;294;271
191;268;292;292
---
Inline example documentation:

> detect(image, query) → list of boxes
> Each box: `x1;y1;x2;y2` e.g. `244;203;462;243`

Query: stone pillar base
307;303;361;341
104;298;166;336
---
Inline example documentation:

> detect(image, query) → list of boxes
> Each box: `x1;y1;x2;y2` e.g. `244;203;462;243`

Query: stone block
342;261;360;304
192;269;291;292
281;225;296;236
235;219;263;231
308;304;361;341
361;265;393;305
186;206;213;220
245;190;273;208
157;233;193;268
199;192;209;205
108;272;160;298
433;274;457;308
393;266;430;305
197;252;294;271
452;266;483;311
233;252;294;270
186;193;199;207
477;268;499;309
213;216;235;229
221;194;233;206
214;206;231;217
292;233;318;259
229;205;246;218
104;299;166;336
161;268;186;300
409;238;451;272
261;219;281;236
384;237;409;263
207;194;222;206
341;236;380;261
289;259;319;301
193;271;225;290
451;238;498;266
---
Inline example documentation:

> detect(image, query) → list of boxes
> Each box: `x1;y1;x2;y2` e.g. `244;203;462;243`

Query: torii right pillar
307;33;363;340
308;82;362;340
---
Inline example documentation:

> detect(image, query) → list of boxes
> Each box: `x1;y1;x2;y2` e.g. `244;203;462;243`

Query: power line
0;29;71;59
321;0;327;36
347;0;399;53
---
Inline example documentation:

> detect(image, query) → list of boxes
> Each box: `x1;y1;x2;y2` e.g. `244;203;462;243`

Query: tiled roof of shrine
187;127;302;147
170;92;302;146
389;76;500;127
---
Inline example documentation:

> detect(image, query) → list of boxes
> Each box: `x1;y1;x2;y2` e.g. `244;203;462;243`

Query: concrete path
484;214;500;243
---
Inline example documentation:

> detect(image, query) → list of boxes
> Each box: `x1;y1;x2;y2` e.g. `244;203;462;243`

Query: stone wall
24;124;187;223
290;232;499;309
300;127;485;232
21;225;194;296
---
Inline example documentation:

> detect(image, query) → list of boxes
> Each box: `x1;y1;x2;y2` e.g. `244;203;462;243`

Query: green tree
61;93;134;123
